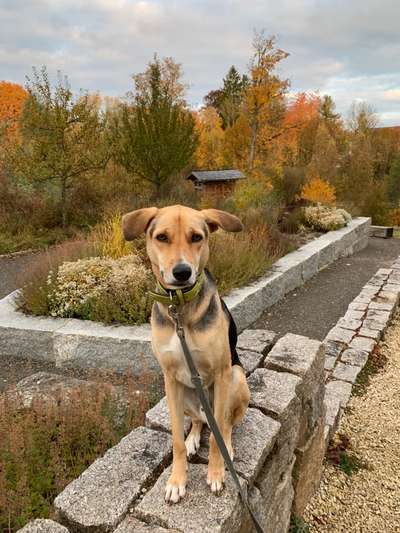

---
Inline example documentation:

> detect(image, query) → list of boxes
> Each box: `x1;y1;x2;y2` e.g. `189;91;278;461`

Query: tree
348;102;378;134
194;107;225;169
243;32;289;172
116;56;198;194
0;81;28;140
4;67;111;227
387;153;400;207
319;95;340;122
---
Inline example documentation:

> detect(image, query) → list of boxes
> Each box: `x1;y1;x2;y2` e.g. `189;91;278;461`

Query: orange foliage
0;81;28;139
194;107;225;169
300;176;336;205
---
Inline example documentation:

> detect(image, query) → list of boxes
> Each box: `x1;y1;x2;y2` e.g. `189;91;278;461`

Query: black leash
168;304;265;533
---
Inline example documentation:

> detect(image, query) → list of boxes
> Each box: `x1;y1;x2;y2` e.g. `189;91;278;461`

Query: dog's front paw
185;432;201;458
207;466;225;494
165;475;187;504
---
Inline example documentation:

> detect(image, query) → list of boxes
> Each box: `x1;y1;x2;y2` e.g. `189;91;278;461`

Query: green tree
116;56;198;194
387;153;400;207
3;67;111;227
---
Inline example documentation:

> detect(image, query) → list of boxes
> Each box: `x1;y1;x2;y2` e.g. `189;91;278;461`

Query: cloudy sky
1;0;400;125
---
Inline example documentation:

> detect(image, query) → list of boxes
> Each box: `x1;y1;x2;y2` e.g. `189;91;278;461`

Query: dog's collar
149;271;205;306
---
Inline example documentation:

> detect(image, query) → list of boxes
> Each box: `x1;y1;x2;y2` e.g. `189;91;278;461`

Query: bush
300;176;336;205
303;205;351;232
0;372;161;531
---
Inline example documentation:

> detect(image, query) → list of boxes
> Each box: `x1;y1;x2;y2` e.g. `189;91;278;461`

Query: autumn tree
4;67;111;227
387;153;400;207
115;56;197;194
194;107;225;169
243;32;289;172
0;81;28;140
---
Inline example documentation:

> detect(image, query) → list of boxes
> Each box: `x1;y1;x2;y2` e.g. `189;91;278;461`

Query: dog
122;205;250;503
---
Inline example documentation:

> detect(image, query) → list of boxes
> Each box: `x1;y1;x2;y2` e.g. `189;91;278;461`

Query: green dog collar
149;271;205;306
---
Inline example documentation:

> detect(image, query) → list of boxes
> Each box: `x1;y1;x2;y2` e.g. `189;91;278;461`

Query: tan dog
122;205;250;503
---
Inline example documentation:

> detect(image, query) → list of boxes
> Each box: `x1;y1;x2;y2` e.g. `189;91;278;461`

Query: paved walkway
253;237;400;340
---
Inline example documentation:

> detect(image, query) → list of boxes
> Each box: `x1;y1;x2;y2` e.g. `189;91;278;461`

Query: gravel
304;313;400;532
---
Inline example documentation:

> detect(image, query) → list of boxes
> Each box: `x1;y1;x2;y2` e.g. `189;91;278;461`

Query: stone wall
24;330;326;533
0;218;370;374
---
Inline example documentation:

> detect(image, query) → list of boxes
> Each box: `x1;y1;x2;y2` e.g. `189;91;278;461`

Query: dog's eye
156;233;168;243
191;233;203;243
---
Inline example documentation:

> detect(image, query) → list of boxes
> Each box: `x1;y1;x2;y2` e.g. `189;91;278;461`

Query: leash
168;304;265;533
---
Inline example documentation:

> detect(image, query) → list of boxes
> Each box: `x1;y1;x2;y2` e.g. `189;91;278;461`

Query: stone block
366;309;391;323
54;427;172;531
368;301;395;313
17;520;69;532
383;284;400;294
272;254;303;293
362;319;386;332
348;301;368;312
135;464;245;533
324;380;352;435
336;318;363;331
358;328;381;341
237;349;265;375
236;329;277;354
292;416;326;515
264;333;325;445
349;336;376;353
248;368;301;422
145;396;191;435
323;340;345;359
341;348;369;367
332;362;362;384
324;355;337;371
343;310;365;321
114;517;177;532
377;290;400;305
325;326;355;345
196;408;281;484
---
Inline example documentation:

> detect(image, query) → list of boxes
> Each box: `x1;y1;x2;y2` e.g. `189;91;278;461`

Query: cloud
0;0;399;125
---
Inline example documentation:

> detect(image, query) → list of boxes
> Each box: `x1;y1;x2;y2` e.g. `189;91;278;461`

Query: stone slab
135;464;245;533
324;380;353;434
248;368;301;421
236;329;277;354
54;427;172;531
324;355;337;371
349;336;376;353
332;362;362;384
336;318;363;331
17;520;70;533
325;326;355;345
196;408;281;484
237;348;266;375
358;327;381;341
323;340;345;358
114;516;177;532
341;348;369;367
145;396;191;435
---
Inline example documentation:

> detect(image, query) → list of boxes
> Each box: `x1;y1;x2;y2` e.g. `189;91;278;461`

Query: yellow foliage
91;212;133;259
194;107;225;169
300;176;336;206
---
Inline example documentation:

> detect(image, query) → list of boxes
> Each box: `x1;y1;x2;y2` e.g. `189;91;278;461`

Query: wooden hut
186;169;245;198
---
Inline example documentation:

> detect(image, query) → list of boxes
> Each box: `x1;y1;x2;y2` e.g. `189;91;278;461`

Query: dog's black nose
172;263;192;282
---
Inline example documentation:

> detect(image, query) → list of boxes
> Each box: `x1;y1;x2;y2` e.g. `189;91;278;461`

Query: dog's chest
154;331;214;388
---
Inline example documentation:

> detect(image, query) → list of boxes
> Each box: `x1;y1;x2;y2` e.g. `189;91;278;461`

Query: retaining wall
0;218;370;374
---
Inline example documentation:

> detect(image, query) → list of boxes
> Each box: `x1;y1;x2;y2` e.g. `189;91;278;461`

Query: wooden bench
370;225;394;238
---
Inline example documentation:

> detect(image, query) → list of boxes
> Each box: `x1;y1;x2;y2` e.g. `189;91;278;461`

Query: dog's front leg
207;367;231;494
164;373;187;503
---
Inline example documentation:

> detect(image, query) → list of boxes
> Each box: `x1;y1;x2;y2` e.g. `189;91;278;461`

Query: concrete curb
0;218;370;373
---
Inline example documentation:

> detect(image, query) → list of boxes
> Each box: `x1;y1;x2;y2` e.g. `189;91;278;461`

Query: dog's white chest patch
157;332;205;388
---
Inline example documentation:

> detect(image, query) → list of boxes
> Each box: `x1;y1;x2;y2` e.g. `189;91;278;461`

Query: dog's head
122;204;243;289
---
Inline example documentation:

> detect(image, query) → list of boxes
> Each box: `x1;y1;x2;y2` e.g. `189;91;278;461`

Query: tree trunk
60;177;68;229
247;122;258;173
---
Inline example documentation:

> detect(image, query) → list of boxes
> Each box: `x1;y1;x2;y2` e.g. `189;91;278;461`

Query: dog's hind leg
185;419;203;458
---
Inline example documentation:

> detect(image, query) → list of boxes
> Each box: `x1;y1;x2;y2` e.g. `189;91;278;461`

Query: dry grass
0;370;162;532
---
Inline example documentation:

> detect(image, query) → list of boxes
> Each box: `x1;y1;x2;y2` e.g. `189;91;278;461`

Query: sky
1;0;400;126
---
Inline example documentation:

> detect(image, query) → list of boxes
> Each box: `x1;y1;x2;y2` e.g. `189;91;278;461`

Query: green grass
326;433;369;477
0;227;75;255
290;516;310;533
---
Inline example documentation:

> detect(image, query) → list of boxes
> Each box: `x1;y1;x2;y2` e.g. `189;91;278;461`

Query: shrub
45;255;152;324
0;372;161;531
303;205;351;232
300;176;336;205
91;212;134;259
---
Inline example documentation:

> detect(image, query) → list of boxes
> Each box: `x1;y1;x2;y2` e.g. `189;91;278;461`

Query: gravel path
0;250;43;299
304;313;400;532
253;237;400;340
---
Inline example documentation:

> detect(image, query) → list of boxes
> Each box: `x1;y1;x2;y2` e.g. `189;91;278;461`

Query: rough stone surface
349;336;376;353
114;517;177;532
343;309;365;321
324;355;337;371
54;427;172;531
324;380;352;434
135;464;245;533
236;329;277;354
237;348;265;375
336;318;363;331
323;340;345;358
145;396;191;435
248;368;301;421
196;408;281;484
358;327;381;340
340;348;369;367
325;326;355;345
332;362;362;384
292;416;326;515
17;520;70;533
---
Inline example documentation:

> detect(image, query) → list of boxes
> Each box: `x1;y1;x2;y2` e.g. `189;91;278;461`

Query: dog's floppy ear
201;209;243;233
122;207;158;241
